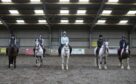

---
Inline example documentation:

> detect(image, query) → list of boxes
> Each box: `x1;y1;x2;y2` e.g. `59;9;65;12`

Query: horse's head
100;41;109;55
63;43;69;51
125;45;129;53
104;41;109;49
35;40;40;50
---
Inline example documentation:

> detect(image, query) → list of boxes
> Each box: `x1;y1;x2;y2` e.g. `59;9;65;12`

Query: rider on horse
9;34;17;47
96;35;104;55
58;31;72;56
119;36;127;56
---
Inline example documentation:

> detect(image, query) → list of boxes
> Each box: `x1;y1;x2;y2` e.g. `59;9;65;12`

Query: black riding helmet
11;34;15;38
99;35;103;39
121;36;125;40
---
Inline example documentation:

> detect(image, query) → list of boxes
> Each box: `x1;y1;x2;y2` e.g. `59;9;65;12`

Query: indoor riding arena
0;0;136;84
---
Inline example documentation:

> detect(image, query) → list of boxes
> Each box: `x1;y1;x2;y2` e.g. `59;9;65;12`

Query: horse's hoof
98;66;102;70
66;67;68;70
121;66;124;69
11;64;13;67
104;66;107;69
127;66;130;70
62;66;64;70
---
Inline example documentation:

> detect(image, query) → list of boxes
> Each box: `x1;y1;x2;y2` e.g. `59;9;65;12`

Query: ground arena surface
0;55;136;84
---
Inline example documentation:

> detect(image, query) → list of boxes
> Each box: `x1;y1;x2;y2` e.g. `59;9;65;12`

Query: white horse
94;41;109;69
34;40;44;67
61;43;70;70
118;44;130;70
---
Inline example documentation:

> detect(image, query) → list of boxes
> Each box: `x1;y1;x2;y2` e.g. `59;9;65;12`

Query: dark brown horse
118;45;130;69
6;46;19;68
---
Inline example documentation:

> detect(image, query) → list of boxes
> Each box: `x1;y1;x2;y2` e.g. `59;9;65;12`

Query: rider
37;35;44;49
96;35;104;55
58;31;72;56
9;34;17;47
119;36;127;55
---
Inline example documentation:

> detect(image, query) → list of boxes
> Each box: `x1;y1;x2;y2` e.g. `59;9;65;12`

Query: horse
118;44;130;70
94;41;109;69
61;43;70;70
33;41;44;67
6;46;19;69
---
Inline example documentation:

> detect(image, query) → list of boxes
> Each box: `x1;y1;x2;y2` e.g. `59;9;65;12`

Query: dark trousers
96;47;100;55
58;44;72;56
9;44;17;48
118;48;126;56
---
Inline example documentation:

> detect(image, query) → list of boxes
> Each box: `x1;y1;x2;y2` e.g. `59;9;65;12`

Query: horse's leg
41;56;43;66
120;58;124;69
96;55;98;67
104;56;107;69
66;54;69;70
14;56;16;68
8;56;10;68
43;49;45;57
127;58;130;70
98;56;102;69
35;56;38;66
61;55;64;70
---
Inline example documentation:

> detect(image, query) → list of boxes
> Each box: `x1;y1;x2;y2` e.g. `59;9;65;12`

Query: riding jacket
38;38;44;46
119;39;127;49
9;37;16;46
97;39;104;48
61;36;69;45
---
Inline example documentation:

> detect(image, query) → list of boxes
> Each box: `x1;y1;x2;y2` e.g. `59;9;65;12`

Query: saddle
118;48;129;59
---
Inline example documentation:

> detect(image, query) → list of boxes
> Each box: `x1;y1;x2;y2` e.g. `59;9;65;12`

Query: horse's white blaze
61;44;70;70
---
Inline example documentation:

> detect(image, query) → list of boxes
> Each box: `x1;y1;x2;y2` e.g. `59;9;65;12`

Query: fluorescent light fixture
75;20;84;23
60;0;69;2
60;10;69;14
119;20;128;24
61;20;69;23
127;10;136;15
9;10;19;14
16;20;25;23
38;20;47;23
30;0;40;2
79;0;89;2
34;10;44;14
77;10;86;14
97;20;106;23
108;0;118;2
102;10;112;14
1;0;11;2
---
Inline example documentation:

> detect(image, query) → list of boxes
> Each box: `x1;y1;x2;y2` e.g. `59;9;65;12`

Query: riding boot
69;45;72;56
58;46;61;56
96;48;99;56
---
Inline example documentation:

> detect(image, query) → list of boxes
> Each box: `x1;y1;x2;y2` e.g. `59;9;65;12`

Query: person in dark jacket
9;34;17;47
37;35;44;49
96;35;104;55
119;36;127;55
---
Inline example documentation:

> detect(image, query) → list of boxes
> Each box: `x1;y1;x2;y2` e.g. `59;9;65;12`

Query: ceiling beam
0;2;136;5
2;23;133;26
0;14;135;17
0;17;13;34
89;0;106;30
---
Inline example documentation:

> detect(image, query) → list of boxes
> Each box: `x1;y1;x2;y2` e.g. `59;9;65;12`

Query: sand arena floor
0;55;136;84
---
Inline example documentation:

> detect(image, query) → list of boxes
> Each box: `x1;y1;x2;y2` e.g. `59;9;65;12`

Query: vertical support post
89;28;92;48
